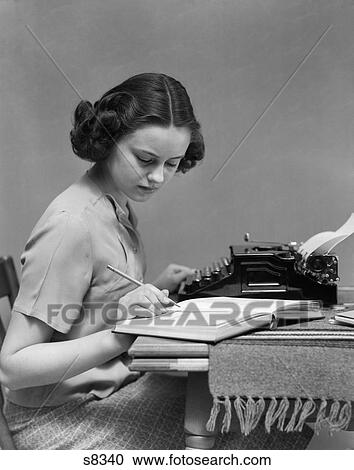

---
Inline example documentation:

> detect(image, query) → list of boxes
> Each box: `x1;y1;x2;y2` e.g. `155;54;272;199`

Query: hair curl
70;73;204;173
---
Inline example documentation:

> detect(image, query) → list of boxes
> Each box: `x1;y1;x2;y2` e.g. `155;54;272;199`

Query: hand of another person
117;283;174;318
153;263;195;294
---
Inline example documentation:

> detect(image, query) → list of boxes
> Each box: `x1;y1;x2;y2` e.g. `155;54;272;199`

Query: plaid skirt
3;373;313;450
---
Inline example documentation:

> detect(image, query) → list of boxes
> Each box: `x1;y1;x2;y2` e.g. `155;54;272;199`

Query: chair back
0;256;19;449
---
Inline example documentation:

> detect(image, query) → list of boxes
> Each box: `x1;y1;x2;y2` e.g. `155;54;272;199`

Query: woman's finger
144;284;171;306
131;305;155;318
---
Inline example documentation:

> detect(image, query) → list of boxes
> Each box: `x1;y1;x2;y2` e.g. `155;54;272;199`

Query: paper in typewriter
298;213;354;259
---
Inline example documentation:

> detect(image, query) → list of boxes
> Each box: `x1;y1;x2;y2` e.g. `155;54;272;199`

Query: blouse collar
86;166;138;229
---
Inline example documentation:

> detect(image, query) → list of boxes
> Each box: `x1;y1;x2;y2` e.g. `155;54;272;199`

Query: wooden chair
0;256;19;449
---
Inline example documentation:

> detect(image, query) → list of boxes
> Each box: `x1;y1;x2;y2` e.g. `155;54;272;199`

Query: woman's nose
147;165;164;184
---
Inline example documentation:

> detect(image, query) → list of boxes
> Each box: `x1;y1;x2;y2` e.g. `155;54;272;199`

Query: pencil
106;264;180;308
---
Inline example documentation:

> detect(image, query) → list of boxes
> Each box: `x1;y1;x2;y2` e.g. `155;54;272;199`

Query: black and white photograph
0;0;353;464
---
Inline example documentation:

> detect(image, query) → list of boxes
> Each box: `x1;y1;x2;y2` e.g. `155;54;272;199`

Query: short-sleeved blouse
5;169;146;407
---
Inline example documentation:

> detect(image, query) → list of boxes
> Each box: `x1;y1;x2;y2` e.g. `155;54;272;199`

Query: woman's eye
135;153;180;169
166;161;179;168
136;155;152;165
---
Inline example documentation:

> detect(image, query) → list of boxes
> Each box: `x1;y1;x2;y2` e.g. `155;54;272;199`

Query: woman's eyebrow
135;148;184;160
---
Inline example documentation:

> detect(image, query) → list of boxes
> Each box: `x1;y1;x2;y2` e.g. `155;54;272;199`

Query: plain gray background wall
0;0;353;286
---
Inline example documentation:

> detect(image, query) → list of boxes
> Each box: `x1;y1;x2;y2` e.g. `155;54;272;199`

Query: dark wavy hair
70;73;204;173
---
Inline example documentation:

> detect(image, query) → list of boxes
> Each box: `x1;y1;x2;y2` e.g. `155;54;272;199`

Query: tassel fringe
207;396;352;435
277;397;290;431
285;397;303;432
326;400;352;435
206;396;223;432
234;396;246;434
294;399;316;432
314;398;328;434
221;396;232;433
233;396;266;436
314;399;352;435
265;397;290;433
243;397;265;436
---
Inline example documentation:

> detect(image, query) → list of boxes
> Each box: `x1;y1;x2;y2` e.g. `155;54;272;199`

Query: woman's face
106;125;191;202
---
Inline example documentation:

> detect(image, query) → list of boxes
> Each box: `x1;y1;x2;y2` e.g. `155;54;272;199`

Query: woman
0;73;312;449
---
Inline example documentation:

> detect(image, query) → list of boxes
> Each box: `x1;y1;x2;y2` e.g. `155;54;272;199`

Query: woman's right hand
118;284;174;318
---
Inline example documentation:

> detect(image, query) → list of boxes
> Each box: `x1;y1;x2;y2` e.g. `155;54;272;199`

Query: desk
128;288;354;449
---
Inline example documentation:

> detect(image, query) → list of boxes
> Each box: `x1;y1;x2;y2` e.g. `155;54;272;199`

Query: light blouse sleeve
13;211;92;334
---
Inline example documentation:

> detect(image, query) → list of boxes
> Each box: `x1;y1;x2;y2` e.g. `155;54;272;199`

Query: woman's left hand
153;263;195;294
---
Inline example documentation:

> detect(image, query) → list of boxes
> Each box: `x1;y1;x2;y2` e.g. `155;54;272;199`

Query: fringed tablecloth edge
206;396;352;436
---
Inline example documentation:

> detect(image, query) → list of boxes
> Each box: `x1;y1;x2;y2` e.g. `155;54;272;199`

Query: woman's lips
138;185;159;192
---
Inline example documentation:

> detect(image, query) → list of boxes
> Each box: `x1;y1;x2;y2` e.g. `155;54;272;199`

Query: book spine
130;346;209;357
129;358;209;372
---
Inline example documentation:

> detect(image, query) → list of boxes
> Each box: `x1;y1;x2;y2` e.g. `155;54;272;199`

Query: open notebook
113;296;323;343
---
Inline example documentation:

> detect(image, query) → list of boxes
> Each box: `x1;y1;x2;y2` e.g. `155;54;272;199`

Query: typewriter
178;233;339;306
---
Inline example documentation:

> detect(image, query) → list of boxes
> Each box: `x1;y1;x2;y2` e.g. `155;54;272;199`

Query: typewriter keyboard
183;257;232;294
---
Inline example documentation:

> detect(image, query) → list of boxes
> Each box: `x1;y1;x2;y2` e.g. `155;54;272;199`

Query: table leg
184;372;217;449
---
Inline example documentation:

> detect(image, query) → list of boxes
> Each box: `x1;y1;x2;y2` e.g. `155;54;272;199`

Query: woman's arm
0;311;135;390
0;283;172;390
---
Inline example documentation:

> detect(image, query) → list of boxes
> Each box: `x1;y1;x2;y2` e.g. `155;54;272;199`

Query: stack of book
334;307;354;327
128;336;209;371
